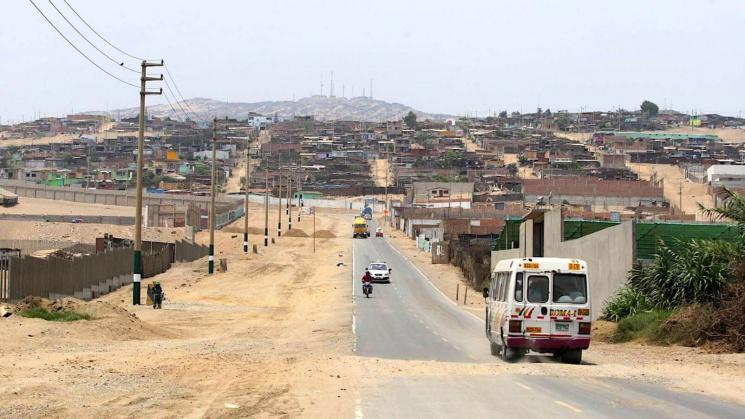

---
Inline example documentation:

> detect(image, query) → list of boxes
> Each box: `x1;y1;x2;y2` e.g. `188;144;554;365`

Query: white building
705;165;745;187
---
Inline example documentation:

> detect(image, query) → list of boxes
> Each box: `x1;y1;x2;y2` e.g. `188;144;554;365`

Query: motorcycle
362;283;373;298
152;292;163;309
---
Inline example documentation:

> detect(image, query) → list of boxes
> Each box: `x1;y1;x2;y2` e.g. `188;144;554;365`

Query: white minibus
483;257;591;364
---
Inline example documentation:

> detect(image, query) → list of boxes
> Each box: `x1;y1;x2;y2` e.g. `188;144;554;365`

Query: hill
99;96;452;122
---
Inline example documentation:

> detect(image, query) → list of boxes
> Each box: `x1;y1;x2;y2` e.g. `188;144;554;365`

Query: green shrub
19;307;90;322
612;310;674;343
602;287;651;321
629;239;740;309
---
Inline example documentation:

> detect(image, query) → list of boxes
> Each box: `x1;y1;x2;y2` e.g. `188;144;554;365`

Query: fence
175;239;209;262
7;248;132;300
2;239;209;301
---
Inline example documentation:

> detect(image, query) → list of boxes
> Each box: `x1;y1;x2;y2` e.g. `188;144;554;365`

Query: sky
1;0;744;123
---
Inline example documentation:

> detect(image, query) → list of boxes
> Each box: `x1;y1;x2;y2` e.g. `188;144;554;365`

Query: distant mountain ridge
97;96;453;122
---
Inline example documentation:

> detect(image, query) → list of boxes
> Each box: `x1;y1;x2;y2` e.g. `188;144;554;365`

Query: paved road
352;221;745;418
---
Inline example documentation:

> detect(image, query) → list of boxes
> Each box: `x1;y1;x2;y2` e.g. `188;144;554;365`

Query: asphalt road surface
352;221;745;419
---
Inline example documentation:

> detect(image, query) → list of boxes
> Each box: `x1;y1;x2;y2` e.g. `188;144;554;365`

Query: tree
506;163;518;176
641;100;659;116
498;111;508;118
403;111;417;129
544;108;552;116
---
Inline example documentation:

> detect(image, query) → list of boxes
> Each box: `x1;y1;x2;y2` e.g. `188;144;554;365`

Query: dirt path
627;162;714;219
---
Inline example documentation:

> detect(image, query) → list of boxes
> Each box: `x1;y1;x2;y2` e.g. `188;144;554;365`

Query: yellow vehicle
353;216;369;239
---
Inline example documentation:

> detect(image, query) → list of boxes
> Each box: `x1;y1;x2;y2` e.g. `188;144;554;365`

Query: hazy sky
2;0;744;122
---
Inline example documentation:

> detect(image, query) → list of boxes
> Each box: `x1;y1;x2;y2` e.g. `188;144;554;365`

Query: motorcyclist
362;269;373;297
362;269;373;284
151;281;163;309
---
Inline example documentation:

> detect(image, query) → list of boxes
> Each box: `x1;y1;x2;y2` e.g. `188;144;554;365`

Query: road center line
555;400;582;413
516;382;532;391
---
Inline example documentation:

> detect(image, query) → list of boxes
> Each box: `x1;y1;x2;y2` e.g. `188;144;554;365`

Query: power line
161;89;186;121
164;63;205;122
162;77;191;120
28;0;138;88
163;75;204;123
61;0;144;61
47;0;139;73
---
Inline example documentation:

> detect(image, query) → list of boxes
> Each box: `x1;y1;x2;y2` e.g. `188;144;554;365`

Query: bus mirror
482;288;489;298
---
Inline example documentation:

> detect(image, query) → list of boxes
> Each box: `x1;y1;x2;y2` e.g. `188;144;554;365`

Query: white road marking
355;398;363;419
441;337;449;343
516;382;532;391
555;400;583;413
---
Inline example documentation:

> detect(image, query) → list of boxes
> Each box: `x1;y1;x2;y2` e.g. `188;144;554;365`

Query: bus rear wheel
490;341;501;356
561;349;582;364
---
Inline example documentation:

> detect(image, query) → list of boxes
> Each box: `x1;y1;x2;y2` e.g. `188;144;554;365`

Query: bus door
522;272;551;338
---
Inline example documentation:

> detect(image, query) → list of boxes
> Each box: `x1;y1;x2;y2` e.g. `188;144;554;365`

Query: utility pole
133;60;163;306
243;136;250;254
264;168;269;246
296;170;302;222
277;156;282;237
287;168;293;230
313;207;316;253
208;118;217;274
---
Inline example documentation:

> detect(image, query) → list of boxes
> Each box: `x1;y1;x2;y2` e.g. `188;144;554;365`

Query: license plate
526;326;542;333
555;323;570;332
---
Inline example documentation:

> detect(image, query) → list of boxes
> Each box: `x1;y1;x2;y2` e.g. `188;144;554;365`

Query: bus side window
491;273;499;301
514;273;524;302
501;272;509;302
496;273;503;301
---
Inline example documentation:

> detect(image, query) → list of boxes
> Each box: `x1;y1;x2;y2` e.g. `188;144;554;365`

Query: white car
367;261;392;283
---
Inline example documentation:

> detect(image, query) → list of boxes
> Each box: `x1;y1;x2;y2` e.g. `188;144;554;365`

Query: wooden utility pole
264;168;269;247
133;59;163;305
208;119;217;274
243;137;250;254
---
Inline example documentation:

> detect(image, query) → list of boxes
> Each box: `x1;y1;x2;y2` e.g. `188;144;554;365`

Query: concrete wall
245;193;363;210
524;193;663;209
0;179;231;210
0;213;134;225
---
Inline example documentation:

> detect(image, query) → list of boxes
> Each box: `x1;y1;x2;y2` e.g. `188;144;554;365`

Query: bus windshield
553;274;587;304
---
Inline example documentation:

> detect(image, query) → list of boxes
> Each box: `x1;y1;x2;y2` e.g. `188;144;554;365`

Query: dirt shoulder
0;208;358;418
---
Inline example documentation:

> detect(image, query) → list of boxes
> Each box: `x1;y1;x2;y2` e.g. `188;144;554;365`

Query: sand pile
12;296;175;341
283;229;309;237
314;230;337;239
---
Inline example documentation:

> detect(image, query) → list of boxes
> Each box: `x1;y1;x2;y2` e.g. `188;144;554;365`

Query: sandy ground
370;159;390;188
2;206;745;417
663;127;745;143
0;219;181;244
502;153;538;179
627;163;714;220
0;197;134;217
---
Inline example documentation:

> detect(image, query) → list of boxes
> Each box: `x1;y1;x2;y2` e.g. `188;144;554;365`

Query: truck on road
353;217;369;238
